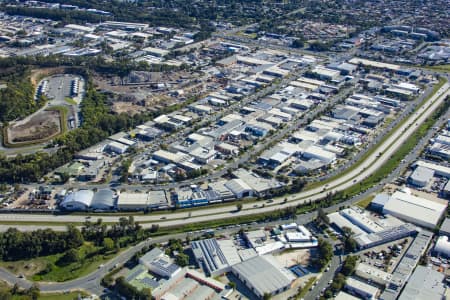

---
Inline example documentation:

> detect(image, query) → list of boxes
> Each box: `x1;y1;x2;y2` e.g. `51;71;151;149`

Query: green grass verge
46;105;69;134
422;64;450;72
355;195;375;209
64;97;77;105
0;243;118;282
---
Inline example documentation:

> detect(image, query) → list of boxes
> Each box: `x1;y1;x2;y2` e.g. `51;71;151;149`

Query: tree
263;293;272;300
342;227;357;253
27;284;40;300
236;203;243;211
103;237;115;252
316;208;329;226
175;253;189;267
291;39;304;48
59;248;79;265
66;225;84;249
342;256;358;276
317;238;333;269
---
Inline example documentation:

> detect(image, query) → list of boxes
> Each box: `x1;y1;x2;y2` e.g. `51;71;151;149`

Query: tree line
0;225;83;261
0;68;42;123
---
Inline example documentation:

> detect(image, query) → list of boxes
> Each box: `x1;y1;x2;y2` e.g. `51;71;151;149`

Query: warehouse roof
91;189;115;209
225;179;252;195
148;190;168;207
335;291;360;300
231;255;295;297
440;218;450;236
399;266;446;300
61;189;94;209
345;277;379;296
409;166;434;185
383;191;447;228
117;192;148;206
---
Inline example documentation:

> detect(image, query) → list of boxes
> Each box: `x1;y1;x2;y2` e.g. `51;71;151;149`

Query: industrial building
433;235;450;258
117;191;168;210
439;218;450;236
90;189;115;210
335;291;360;300
139;247;181;279
191;239;241;276
231;255;295;299
117;192;149;210
382;191;447;229
381;230;433;300
345;277;380;299
408;166;434;187
152;268;230;300
398;266;446;300
354;223;417;250
355;263;392;286
60;189;94;210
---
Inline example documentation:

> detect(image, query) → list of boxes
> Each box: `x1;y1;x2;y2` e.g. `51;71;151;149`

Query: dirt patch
30;67;69;86
0;259;47;277
274;249;311;267
6;110;61;144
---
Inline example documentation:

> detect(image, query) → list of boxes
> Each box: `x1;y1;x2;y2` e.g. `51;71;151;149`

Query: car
98;264;104;269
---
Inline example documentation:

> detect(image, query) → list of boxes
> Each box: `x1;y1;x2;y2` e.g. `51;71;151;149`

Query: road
0;81;447;231
2;98;449;296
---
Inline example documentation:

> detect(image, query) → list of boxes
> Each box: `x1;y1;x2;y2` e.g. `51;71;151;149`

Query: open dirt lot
7;109;61;144
274;249;312;268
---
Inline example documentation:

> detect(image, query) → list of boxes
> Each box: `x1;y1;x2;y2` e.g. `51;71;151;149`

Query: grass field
0;243;118;282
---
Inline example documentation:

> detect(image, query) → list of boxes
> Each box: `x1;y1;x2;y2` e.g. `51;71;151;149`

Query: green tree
59;248;79;265
291;39;304;48
175;253;189;267
27;284;40;300
236;203;243;211
66;225;84;249
263;293;272;300
103;237;115;252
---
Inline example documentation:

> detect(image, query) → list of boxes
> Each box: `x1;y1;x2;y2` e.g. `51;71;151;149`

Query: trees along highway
0;81;448;230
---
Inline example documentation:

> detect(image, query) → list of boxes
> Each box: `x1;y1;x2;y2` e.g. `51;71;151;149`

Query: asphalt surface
0;80;447;229
2;98;449;297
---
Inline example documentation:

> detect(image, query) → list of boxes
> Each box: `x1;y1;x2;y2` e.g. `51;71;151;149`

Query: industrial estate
0;0;449;299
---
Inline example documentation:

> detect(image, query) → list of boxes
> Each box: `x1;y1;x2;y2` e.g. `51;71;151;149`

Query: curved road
0;82;447;230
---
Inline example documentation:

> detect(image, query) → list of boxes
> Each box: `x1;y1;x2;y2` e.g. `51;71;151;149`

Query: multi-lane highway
0;81;447;231
1;86;448;295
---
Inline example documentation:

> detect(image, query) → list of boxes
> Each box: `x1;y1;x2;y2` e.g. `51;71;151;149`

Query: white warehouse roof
434;235;450;257
383;191;447;229
60;189;94;210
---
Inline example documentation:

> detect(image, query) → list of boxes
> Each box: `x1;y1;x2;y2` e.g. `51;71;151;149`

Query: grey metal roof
398;266;446;300
231;255;294;297
140;247;164;265
91;189;115;209
440;218;450;235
